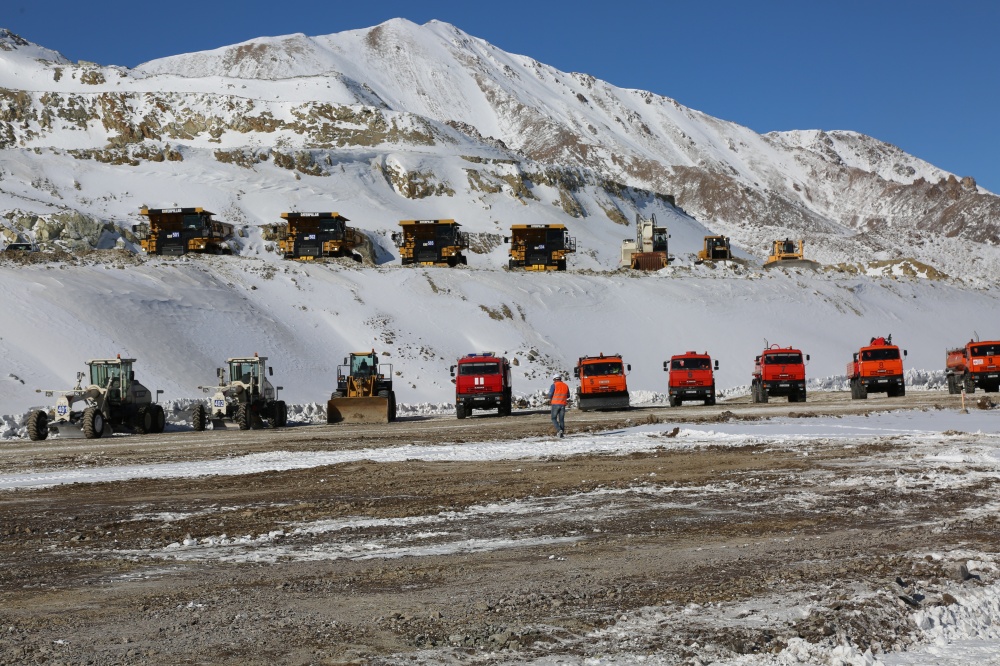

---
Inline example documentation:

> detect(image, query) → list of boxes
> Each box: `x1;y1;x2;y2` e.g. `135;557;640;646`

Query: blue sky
7;0;1000;192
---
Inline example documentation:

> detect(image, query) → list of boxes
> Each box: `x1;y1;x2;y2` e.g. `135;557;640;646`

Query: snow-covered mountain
0;20;998;416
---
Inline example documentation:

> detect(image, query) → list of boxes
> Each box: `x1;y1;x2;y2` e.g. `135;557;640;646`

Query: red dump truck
450;353;512;418
847;335;907;399
946;339;1000;394
664;351;718;406
752;344;809;403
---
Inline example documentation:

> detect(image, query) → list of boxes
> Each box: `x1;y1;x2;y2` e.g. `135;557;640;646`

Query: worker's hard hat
553;374;562;380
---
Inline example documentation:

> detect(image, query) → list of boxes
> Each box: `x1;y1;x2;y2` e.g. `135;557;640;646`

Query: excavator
327;350;397;423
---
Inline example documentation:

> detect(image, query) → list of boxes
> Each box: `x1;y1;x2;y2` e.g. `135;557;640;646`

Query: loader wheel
192;403;207;432
82;406;105;439
134;407;153;435
152;405;166;433
389;393;397;422
277;401;288;427
236;405;251;431
27;410;49;441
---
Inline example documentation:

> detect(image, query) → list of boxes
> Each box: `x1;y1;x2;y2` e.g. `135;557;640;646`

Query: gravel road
1;390;996;665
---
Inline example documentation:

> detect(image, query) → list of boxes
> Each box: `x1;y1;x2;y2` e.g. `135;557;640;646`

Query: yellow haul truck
505;224;576;271
391;219;468;266
277;212;364;261
133;207;234;255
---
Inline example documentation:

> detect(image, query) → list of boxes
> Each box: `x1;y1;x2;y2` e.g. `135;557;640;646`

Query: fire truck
450;353;512;418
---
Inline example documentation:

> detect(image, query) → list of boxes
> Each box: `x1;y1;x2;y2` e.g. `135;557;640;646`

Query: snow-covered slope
1;20;998;417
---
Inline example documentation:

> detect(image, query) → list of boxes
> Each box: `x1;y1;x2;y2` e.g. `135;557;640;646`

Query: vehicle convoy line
0;391;962;473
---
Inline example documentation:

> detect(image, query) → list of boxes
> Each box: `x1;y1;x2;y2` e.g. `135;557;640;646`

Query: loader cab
350;353;378;378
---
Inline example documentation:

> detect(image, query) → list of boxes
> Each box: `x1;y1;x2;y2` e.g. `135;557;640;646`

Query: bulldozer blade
327;397;390;424
763;259;820;270
210;417;229;430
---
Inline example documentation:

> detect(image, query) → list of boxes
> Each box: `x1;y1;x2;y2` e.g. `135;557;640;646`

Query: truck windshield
459;362;500;375
672;358;709;370
182;213;205;230
764;353;802;365
971;344;1000;357
861;348;900;361
582;362;623;377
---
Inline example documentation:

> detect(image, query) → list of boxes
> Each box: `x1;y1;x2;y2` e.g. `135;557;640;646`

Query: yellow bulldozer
763;238;820;269
327;350;398;424
695;235;732;263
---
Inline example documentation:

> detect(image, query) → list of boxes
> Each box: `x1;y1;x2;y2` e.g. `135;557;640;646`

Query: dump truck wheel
192;403;206;432
706;395;716;407
153;405;166;433
27;410;49;441
799;388;808;403
758;386;769;404
964;376;975;394
456;404;466;420
897;385;906;398
236;405;251;431
83;407;105;439
669;396;679;407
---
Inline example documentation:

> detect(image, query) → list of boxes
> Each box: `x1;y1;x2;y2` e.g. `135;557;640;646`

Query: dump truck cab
506;224;576;271
391;219;468;266
664;352;718;406
573;354;630;411
278;212;360;260
697;235;731;262
327;350;397;423
945;339;1000;394
848;336;907;399
621;213;670;270
752;345;809;403
134;207;234;256
28;356;165;440
450;352;512;419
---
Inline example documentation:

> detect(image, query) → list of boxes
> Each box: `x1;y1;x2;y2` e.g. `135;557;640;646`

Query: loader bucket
327;396;391;424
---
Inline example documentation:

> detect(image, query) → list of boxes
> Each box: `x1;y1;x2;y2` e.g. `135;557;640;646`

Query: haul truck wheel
83;407;105;439
192;403;207;431
27;410;49;441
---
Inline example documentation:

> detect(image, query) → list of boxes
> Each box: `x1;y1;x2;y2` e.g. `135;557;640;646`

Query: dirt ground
1;391;997;665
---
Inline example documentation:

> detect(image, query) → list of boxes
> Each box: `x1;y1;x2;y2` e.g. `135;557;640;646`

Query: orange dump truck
847;335;907;399
573;354;630;411
450;352;513;418
946;339;1000;394
752;344;809;403
663;351;718;406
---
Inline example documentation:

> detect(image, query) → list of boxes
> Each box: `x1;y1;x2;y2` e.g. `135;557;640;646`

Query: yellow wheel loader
327;351;397;424
28;356;165;440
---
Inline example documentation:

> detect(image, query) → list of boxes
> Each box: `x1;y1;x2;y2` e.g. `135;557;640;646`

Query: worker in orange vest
547;373;569;438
